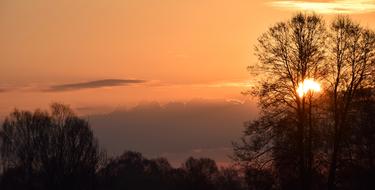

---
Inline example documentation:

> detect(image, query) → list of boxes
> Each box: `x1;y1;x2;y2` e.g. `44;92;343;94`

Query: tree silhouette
233;13;375;190
215;166;243;190
326;16;375;189
235;12;328;190
0;105;247;190
338;88;375;189
97;151;179;190
96;151;242;190
0;103;105;190
182;157;219;190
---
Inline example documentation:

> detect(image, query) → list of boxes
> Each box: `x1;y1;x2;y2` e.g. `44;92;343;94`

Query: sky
1;0;375;165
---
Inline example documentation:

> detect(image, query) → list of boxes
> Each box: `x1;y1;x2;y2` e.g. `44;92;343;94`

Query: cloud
88;99;258;165
47;79;146;92
269;0;375;14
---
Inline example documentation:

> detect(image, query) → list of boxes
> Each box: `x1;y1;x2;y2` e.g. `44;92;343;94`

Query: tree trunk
328;133;340;190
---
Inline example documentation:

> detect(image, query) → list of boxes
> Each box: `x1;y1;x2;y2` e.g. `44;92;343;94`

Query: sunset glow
297;79;321;97
1;0;375;172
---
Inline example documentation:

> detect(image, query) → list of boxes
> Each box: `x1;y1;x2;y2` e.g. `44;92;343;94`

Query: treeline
0;103;245;190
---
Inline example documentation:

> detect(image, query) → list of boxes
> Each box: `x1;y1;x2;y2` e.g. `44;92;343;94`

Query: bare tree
234;13;375;190
326;16;375;190
234;13;328;190
0;103;105;190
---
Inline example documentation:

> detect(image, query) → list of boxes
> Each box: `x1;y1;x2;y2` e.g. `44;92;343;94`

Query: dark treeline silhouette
0;103;244;190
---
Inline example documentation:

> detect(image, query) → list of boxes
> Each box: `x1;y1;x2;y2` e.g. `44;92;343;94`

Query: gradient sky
1;0;375;115
1;0;375;165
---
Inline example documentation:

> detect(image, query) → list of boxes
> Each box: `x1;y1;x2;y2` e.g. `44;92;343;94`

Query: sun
297;79;321;97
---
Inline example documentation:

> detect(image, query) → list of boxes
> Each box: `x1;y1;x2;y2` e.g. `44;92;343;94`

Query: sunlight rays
297;79;321;97
270;0;375;14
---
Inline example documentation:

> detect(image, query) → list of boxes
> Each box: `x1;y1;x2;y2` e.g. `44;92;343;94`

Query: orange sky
1;0;375;116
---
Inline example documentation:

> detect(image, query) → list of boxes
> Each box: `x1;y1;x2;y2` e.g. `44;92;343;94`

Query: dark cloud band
47;79;146;92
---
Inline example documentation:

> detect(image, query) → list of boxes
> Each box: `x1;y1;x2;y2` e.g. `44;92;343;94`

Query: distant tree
98;151;176;190
215;166;244;190
98;151;147;189
98;153;246;190
0;103;105;190
182;157;219;190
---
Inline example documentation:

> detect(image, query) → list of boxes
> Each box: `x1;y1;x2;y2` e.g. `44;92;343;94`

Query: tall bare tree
326;16;375;190
234;13;375;190
233;13;328;190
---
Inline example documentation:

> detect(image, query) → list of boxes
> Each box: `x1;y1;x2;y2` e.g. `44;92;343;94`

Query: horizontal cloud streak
269;0;375;14
47;79;146;92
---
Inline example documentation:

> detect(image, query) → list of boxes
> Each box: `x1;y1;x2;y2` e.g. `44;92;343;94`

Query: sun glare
297;79;321;97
